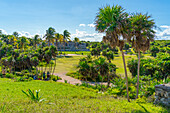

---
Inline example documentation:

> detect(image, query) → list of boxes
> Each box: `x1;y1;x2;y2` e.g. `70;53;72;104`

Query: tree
106;51;114;63
129;13;156;98
95;5;130;101
44;27;56;46
20;36;29;51
33;35;40;49
73;37;79;53
151;46;159;57
94;57;109;90
63;30;71;54
13;32;19;38
91;48;100;58
8;35;17;46
78;58;90;82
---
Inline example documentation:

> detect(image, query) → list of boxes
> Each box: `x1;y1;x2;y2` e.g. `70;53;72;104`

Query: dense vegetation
0;78;169;113
0;3;170;113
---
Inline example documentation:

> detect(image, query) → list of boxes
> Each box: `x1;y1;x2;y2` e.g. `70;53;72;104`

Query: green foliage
5;73;15;78
22;89;45;102
0;78;169;112
50;75;62;81
128;53;170;80
150;46;159;57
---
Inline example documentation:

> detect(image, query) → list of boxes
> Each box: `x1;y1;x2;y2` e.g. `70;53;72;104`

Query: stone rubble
154;83;170;107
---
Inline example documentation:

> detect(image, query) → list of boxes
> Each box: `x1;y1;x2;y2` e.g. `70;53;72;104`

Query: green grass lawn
39;53;153;77
62;51;90;55
0;78;169;113
39;56;84;74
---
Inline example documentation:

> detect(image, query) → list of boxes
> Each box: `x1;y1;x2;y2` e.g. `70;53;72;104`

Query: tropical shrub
5;73;15;78
22;89;45;102
128;53;170;80
50;75;62;81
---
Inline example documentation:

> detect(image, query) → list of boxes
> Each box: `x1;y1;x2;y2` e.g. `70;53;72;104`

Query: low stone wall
154;83;170;107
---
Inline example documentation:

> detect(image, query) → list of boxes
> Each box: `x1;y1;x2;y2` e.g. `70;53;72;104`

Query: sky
0;0;170;41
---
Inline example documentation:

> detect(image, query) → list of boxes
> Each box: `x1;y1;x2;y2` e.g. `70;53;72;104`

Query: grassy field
41;53;152;77
61;51;90;55
0;78;169;113
40;56;84;74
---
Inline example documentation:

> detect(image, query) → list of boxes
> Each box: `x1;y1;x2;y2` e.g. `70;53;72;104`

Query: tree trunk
136;50;140;99
48;39;50;47
55;39;58;47
44;63;47;73
64;40;65;56
101;76;103;91
52;58;56;76
121;50;130;102
107;74;110;88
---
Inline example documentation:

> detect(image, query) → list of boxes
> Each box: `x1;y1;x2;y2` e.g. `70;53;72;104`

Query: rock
154;83;170;107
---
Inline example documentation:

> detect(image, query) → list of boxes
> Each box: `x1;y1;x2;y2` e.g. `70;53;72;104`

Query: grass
0;78;169;113
61;51;90;55
38;56;84;74
39;52;153;77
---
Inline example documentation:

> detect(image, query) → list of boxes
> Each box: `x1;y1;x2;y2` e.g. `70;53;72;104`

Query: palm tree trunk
136;50;140;99
52;58;56;76
48;39;50;47
107;74;110;88
64;40;65;56
44;63;47;73
121;50;130;102
101;76;103;91
60;42;62;54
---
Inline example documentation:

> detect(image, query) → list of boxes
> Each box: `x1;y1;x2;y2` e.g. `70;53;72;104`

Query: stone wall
154;83;170;107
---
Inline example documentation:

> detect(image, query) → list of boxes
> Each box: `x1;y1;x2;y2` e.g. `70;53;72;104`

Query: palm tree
33;35;39;49
95;5;130;101
63;30;71;54
129;13;155;98
58;34;64;53
8;35;17;46
54;33;60;49
20;36;29;51
78;58;90;82
44;27;56;46
73;37;79;53
94;57;109;90
13;32;19;38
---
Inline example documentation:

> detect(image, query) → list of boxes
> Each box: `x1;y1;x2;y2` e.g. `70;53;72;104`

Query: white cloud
156;25;170;40
87;24;95;28
0;29;8;35
79;24;86;27
71;29;104;42
160;25;169;29
17;31;33;38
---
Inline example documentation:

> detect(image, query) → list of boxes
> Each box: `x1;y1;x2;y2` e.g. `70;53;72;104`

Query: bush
127;53;170;80
50;75;62;81
5;73;15;78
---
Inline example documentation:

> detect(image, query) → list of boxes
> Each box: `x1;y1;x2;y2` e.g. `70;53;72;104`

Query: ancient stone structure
154;83;170;107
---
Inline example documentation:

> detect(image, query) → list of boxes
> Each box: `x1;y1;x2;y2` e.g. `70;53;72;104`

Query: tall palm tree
33;35;39;49
73;37;79;53
95;5;130;102
44;27;56;46
20;36;29;51
55;33;63;52
55;33;60;49
8;35;17;46
13;32;19;38
63;30;71;54
129;13;155;98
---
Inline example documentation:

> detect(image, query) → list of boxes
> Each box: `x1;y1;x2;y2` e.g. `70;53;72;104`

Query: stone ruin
154;83;170;107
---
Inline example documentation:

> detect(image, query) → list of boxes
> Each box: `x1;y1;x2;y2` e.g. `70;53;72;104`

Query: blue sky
0;0;170;41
